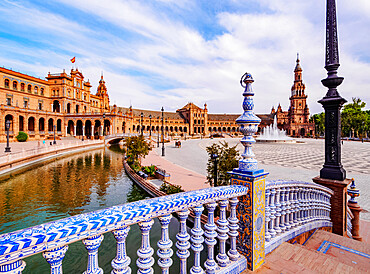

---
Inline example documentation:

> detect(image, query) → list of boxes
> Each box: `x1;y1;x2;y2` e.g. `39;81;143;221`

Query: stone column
74;125;77;137
229;73;268;271
82;126;85;136
65;125;68;136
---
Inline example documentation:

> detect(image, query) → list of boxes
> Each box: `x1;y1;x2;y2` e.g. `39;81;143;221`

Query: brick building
0;57;314;142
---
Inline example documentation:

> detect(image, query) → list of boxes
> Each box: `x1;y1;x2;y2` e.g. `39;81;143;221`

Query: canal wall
0;140;104;176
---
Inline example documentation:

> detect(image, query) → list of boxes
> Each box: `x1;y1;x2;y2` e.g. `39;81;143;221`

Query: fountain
257;115;296;143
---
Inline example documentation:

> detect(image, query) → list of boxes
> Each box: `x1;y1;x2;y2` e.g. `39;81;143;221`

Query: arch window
40;88;44;95
21;83;25;91
34;86;38;94
4;79;9;88
13;81;17;90
27;84;32;92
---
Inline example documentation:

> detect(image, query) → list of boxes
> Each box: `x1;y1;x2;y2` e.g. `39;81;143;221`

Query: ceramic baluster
176;209;190;274
137;219;155;274
83;234;104;274
274;188;282;235
0;260;26;274
157;214;173;274
204;202;218;273
43;245;68;274
268;188;277;238
265;189;271;242
216;199;229;267
228;197;239;261
111;225;131;274
190;206;204;274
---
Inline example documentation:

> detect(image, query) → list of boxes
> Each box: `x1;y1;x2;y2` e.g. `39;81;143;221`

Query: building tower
288;54;311;136
96;74;110;111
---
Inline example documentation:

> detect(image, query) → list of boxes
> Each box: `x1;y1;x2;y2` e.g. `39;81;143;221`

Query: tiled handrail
265;180;334;253
0;185;249;273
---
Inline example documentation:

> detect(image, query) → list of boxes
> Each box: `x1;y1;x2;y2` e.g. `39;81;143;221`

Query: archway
48;118;54;132
5;115;14;132
76;120;83;136
103;119;110;135
39;118;45;132
85;120;92;138
94;120;101;138
19;116;24;131
300;128;305;136
52;100;60;113
57;119;62;132
28;117;35;132
67;120;74;135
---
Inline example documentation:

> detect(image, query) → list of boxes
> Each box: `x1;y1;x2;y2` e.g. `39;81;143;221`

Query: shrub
160;182;184;194
142;165;156;177
16;131;28;142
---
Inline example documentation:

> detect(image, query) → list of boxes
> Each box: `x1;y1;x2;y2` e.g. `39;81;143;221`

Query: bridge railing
265;180;334;253
0;139;103;168
0;185;249;274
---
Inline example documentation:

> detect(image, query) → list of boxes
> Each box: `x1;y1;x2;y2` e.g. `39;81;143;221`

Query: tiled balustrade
0;185;249;274
264;180;334;253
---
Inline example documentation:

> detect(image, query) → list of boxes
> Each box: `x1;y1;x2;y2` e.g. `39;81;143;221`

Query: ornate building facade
0;57;314;142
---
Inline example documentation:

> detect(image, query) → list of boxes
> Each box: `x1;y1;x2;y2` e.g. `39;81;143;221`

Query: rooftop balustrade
0;185;249;274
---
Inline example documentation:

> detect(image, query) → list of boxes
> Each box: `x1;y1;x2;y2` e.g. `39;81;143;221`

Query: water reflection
0;145;193;273
0;146;146;234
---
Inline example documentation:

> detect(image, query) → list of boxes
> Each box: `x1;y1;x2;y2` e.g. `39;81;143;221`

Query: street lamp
157;116;160;148
103;113;106;136
140;112;143;136
53;125;56;144
161;107;165;156
149;114;152;138
5;120;11;153
211;153;218;186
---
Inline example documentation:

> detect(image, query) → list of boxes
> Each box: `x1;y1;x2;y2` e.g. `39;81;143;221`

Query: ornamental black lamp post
149;114;152;138
211;153;218;186
161;107;165;156
5;120;11;153
157;116;160;148
140;112;143;136
318;0;347;181
103;113;106;136
53;125;57;144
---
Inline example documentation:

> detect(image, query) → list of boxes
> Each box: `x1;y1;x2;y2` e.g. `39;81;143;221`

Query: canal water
0;146;186;273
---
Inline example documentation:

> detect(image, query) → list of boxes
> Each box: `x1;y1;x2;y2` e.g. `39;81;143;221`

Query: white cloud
0;0;369;115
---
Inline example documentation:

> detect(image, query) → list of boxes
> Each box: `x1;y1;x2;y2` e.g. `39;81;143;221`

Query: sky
0;0;369;114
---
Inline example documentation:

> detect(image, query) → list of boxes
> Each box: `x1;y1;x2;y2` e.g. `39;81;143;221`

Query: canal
0;146;185;273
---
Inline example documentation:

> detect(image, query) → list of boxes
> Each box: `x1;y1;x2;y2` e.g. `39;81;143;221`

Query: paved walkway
0;137;89;156
141;148;209;192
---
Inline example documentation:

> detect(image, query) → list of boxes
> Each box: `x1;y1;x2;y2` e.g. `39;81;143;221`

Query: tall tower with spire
287;55;313;136
96;74;110;111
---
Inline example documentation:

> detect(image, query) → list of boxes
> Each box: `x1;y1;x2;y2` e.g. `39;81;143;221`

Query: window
40;88;44;95
53;90;55;96
34;86;38;94
23;100;28;108
13;81;17;90
4;79;9;88
6;98;11;106
27;85;32;92
21;83;25;91
38;102;43;110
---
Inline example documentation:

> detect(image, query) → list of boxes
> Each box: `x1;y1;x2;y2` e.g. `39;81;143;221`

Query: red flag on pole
70;57;76;63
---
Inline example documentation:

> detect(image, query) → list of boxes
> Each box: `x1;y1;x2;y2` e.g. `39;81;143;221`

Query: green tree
341;98;367;138
206;141;239;186
310;112;325;136
124;135;150;165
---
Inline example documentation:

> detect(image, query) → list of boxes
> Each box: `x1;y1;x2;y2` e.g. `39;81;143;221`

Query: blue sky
0;0;369;114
